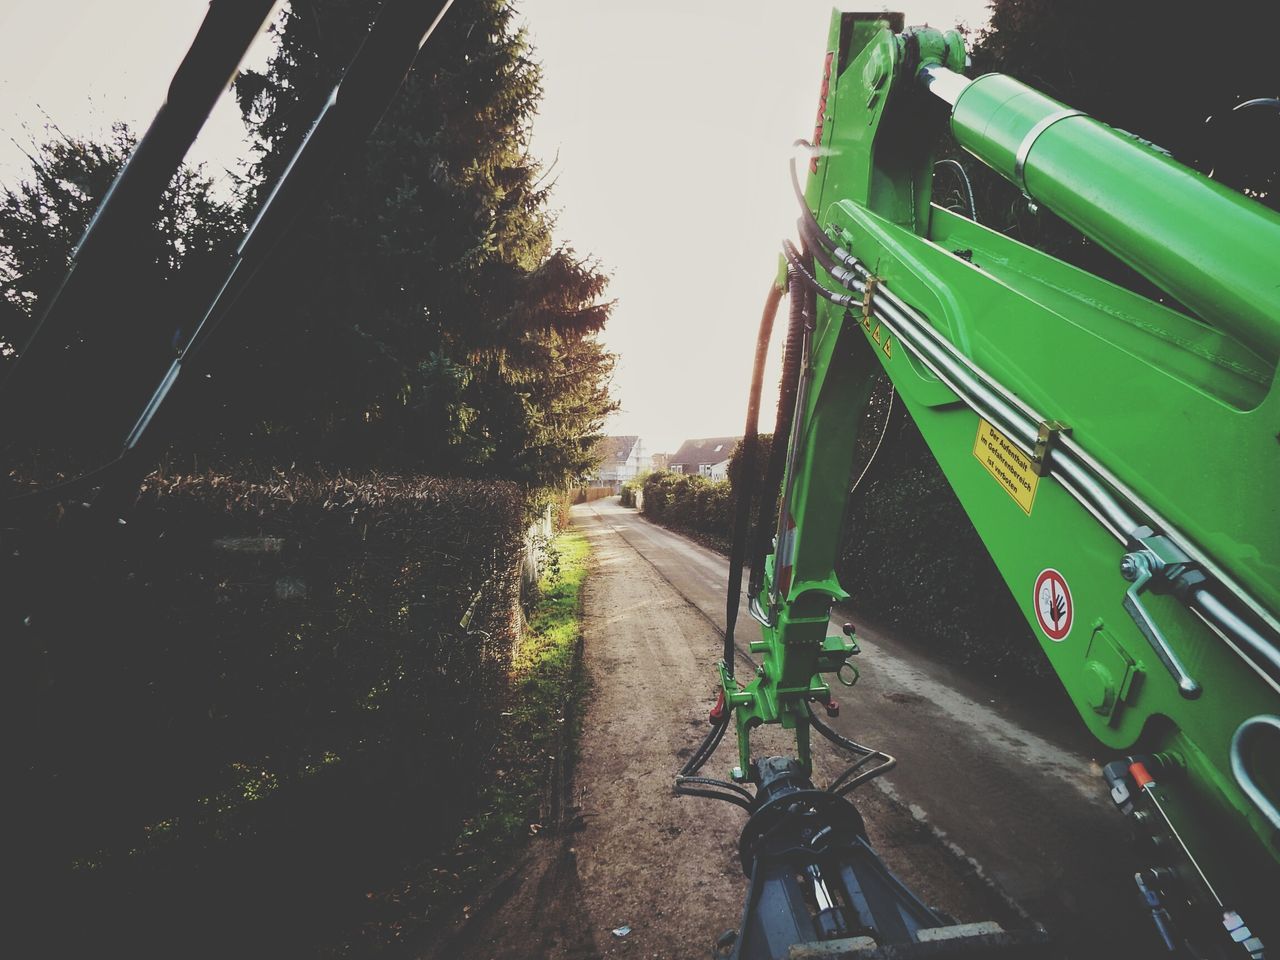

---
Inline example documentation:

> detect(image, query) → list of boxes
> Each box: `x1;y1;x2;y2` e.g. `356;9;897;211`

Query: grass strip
361;529;591;954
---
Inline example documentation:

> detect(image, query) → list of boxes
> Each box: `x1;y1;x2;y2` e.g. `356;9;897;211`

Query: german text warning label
973;418;1038;515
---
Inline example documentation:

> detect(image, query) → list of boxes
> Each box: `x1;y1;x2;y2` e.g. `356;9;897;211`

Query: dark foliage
727;431;776;543
5;472;526;956
637;436;771;543
835;384;1050;681
0;125;242;464
641;471;733;549
942;0;1280;286
1;1;616;491
192;0;617;485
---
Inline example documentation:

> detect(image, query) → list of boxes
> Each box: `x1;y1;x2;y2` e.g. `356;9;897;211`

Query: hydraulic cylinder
948;72;1280;362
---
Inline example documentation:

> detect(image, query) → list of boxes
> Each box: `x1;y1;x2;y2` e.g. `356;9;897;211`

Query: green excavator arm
720;10;1280;954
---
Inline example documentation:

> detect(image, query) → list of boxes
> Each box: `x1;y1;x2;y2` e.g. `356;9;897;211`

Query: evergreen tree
207;0;617;488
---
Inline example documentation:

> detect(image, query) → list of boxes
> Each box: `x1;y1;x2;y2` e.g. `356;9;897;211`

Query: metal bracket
1031;419;1070;476
748;593;775;628
860;276;880;329
1120;527;1202;699
1013;108;1085;197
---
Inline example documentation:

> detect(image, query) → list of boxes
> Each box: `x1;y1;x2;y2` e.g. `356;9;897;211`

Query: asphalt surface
577;498;1161;958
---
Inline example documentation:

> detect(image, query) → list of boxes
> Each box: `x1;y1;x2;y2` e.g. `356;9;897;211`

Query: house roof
591;435;639;465
669;436;740;468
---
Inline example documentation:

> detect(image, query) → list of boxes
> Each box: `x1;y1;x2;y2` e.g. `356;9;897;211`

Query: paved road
577;498;1158;957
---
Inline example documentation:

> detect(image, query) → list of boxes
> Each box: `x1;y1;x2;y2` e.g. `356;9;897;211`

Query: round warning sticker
1033;568;1073;642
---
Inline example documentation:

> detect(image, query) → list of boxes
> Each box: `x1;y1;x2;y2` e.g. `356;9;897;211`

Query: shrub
619;481;638;507
4;470;529;953
641;471;731;547
836;405;1045;681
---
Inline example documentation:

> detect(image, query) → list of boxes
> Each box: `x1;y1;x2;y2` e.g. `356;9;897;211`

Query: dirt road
434;500;1157;959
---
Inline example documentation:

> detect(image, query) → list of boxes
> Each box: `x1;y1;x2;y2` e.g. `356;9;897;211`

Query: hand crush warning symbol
1033;568;1073;642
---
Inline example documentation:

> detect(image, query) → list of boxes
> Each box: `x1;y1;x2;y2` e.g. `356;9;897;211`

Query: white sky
0;0;991;457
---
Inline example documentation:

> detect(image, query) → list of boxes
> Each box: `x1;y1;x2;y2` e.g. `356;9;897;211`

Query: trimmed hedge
836;400;1047;682
5;471;528;955
640;472;734;549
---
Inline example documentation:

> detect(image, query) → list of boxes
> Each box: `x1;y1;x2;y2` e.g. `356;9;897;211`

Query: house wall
593;440;650;487
699;458;730;481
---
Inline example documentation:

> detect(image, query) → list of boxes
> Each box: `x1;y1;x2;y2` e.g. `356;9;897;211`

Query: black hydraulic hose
748;264;811;598
934;158;979;222
833;761;897;797
675;775;755;806
725;282;784;671
796;213;842;270
673;783;754;813
681;280;783;782
799;219;844;277
680;715;729;777
790;149;844;261
782;240;858;309
674;717;753;809
807;703;898;795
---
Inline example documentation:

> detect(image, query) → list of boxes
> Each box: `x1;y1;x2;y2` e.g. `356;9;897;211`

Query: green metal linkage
722;8;1280;934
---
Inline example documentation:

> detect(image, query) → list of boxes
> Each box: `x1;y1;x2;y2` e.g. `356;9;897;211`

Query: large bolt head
1120;553;1140;582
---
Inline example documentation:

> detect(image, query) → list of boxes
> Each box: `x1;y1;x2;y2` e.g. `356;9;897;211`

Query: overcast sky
0;0;992;456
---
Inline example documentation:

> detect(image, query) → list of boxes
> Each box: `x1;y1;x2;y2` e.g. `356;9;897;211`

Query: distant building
650;452;671;473
590;435;650;487
669;436;740;482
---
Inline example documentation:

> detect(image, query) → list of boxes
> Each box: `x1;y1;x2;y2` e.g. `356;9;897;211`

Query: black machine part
728;758;1050;960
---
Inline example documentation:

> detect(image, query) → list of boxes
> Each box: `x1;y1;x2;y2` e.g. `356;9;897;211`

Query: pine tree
210;0;617;487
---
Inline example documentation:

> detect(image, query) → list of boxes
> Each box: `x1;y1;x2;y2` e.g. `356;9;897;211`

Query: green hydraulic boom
707;10;1280;957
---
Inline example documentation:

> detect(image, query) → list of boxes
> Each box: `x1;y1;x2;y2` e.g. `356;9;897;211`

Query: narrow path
579;499;1158;957
436;501;1158;958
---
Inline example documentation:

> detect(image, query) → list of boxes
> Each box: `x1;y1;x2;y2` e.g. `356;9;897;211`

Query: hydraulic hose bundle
674;273;802;805
749;265;811;601
675;233;896;810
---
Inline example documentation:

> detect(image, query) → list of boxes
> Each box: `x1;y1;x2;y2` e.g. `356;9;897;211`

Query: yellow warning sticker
973;418;1039;515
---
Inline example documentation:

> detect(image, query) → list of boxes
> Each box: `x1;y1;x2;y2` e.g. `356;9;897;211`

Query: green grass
515;530;589;674
484;529;589;830
399;530;591;931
